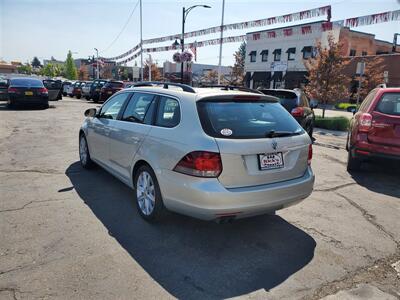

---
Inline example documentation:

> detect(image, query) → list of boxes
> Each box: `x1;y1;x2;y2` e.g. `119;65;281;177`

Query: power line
101;0;140;54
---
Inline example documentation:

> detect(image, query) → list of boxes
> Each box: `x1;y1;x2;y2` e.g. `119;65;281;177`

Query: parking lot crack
0;169;61;175
336;192;400;248
314;182;357;192
0;199;67;213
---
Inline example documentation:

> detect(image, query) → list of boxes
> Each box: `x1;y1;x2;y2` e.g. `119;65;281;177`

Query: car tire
347;149;361;172
85;96;90;101
133;165;165;222
62;92;67;96
79;134;94;169
42;102;49;109
77;95;81;99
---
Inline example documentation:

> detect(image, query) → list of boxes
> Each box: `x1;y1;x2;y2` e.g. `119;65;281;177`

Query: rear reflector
174;151;222;177
358;113;372;132
308;144;313;165
356;149;370;155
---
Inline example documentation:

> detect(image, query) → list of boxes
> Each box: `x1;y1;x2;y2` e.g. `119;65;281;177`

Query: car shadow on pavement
66;162;316;299
349;160;400;198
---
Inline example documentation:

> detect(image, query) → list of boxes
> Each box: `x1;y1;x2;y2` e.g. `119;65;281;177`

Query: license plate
25;91;33;96
95;89;100;92
258;152;284;170
107;91;112;94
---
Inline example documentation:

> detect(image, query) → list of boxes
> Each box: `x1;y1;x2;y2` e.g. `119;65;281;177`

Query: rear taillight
308;144;313;165
291;107;304;117
174;151;222;178
358;113;372;132
8;87;18;93
38;87;48;95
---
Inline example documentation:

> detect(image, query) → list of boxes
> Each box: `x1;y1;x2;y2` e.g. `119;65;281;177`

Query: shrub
314;116;349;131
335;102;354;110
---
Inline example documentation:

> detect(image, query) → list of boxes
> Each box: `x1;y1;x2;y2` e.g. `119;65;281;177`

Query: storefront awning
271;71;283;80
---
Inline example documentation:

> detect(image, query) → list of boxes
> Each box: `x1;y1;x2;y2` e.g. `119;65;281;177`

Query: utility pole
148;54;152;82
140;0;144;81
94;48;99;79
356;61;365;107
217;0;225;85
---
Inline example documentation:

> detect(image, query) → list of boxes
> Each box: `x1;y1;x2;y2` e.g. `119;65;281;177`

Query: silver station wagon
79;83;314;222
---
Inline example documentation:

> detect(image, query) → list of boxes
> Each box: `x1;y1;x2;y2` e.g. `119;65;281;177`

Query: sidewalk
314;108;353;119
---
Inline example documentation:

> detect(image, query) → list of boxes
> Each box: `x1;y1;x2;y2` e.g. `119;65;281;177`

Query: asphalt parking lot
0;98;399;299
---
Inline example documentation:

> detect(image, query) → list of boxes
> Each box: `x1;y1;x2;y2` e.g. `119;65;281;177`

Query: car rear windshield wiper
265;130;301;138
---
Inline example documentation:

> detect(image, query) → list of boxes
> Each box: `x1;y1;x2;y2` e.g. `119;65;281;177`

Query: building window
362;51;367;56
273;49;281;61
260;50;268;62
302;46;313;59
286;48;296;61
249;51;256;62
349;49;356;56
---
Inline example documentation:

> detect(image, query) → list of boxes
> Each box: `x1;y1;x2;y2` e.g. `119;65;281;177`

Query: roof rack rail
199;85;263;95
133;81;196;93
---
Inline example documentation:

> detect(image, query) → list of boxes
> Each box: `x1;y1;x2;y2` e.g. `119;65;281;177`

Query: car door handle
130;137;141;144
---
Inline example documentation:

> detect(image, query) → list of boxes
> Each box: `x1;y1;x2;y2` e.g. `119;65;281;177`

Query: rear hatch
369;92;400;148
197;95;310;188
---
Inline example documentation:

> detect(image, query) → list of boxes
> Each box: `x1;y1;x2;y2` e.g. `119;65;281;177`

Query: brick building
244;20;399;90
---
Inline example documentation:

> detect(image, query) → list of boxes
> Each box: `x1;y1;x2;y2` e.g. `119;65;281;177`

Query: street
0;99;399;299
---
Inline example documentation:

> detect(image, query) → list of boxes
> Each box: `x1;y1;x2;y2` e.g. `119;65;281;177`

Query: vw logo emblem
271;140;278;150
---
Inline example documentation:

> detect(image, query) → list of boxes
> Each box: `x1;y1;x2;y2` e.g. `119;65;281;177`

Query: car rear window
376;92;400;116
105;82;123;88
10;78;43;87
197;100;303;139
259;90;298;111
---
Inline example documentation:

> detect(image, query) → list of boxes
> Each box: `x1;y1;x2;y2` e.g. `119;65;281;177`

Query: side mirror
84;108;97;117
310;100;318;109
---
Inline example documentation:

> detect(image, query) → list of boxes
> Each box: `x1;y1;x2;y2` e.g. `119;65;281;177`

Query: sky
0;0;399;67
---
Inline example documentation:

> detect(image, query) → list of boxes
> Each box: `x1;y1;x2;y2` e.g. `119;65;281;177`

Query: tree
41;63;56;77
17;64;32;75
231;41;246;85
357;57;385;100
204;70;219;84
143;59;162;81
65;51;77;80
78;65;89;80
304;34;351;118
31;56;42;68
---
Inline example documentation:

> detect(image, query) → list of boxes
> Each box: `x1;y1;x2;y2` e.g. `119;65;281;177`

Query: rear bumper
353;140;400;160
157;167;315;221
9;96;48;105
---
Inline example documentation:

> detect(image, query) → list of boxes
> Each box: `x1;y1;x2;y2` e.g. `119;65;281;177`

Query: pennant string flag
111;9;400;63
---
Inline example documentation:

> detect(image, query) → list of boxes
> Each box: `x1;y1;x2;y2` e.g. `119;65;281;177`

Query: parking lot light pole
181;5;211;84
94;48;99;79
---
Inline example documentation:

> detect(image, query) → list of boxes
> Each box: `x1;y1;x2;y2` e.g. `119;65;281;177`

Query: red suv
347;88;400;171
99;81;124;102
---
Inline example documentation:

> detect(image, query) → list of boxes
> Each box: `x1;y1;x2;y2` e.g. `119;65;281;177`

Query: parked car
346;88;400;171
0;78;9;101
81;81;92;100
7;77;49;109
43;79;62;101
258;88;316;137
90;79;107;102
66;81;76;97
79;82;314;222
72;81;85;99
62;81;72;96
99;80;124;102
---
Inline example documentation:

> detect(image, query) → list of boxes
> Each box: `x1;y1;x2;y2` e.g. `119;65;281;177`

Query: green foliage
231;41;246;85
65;51;77;80
17;64;32;75
31;56;42;68
314;116;349;131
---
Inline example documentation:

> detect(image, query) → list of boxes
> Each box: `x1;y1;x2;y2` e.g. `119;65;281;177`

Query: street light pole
140;0;144;81
180;5;211;84
94;48;99;79
217;0;225;85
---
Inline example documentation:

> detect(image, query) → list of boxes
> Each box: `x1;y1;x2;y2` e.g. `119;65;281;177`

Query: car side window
359;90;377;111
122;92;155;123
99;93;129;120
301;93;310;107
155;97;180;128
